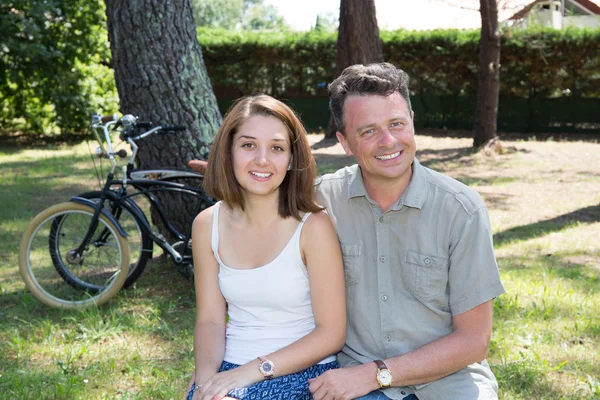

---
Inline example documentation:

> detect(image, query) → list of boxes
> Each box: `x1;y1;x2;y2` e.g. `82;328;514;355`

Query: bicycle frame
71;115;213;266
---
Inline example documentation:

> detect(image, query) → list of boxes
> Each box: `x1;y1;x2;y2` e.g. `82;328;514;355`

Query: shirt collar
347;158;427;210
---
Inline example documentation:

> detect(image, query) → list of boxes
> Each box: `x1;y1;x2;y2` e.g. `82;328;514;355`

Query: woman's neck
235;191;282;227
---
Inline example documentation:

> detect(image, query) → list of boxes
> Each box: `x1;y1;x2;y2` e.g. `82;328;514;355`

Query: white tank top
212;202;336;365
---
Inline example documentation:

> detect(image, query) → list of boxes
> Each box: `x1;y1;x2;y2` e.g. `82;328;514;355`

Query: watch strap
374;359;388;370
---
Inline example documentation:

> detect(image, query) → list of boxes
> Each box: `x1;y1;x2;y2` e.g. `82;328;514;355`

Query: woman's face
231;114;292;199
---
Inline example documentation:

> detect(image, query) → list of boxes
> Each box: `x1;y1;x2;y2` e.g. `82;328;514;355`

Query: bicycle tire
51;191;153;288
19;202;130;308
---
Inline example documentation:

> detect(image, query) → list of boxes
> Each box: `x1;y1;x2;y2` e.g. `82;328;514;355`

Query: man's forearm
384;327;490;387
384;301;493;388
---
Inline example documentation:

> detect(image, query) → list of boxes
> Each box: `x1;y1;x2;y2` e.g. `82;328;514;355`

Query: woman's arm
266;210;347;374
191;207;228;391
196;211;346;400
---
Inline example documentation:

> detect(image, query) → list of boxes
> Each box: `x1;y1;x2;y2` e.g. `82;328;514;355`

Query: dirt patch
307;134;600;235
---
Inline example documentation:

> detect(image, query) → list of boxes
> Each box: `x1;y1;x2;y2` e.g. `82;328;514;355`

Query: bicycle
19;114;214;308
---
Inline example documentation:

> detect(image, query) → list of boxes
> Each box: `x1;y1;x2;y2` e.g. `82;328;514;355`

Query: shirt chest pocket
402;250;449;301
340;244;362;286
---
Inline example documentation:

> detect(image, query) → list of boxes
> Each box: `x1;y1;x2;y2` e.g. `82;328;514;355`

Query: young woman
186;95;346;400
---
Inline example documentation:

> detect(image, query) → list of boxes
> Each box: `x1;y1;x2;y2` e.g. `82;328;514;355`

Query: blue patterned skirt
186;360;338;399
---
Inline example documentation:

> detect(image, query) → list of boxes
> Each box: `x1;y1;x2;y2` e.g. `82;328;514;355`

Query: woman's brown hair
203;94;322;220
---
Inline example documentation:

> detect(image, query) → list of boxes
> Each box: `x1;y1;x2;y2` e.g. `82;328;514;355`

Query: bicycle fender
70;197;129;238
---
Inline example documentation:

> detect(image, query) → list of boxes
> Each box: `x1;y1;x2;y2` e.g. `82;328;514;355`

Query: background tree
325;0;383;138
0;0;116;135
474;0;501;149
105;0;220;241
313;12;339;32
191;0;288;30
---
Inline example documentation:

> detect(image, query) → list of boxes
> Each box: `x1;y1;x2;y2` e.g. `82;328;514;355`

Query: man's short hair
204;94;322;220
328;62;412;135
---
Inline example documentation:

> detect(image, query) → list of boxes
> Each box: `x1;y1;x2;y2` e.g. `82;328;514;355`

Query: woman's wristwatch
258;356;275;379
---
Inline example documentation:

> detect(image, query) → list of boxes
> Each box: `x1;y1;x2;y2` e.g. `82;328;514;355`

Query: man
190;63;505;400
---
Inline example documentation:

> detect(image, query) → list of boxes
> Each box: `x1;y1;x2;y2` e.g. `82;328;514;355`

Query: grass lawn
1;134;599;399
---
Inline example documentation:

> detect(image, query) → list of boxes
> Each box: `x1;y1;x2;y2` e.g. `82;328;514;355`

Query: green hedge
201;27;600;133
199;27;600;99
2;23;598;135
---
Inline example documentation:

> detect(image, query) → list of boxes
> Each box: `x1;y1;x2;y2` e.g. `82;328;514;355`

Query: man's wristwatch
374;359;393;388
257;356;275;379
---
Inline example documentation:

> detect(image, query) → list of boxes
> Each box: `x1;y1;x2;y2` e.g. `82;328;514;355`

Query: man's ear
336;131;353;156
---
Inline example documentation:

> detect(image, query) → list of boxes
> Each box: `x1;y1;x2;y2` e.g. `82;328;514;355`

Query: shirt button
379;216;384;222
385;335;391;341
401;391;406;395
380;256;386;263
381;295;388;301
424;257;432;265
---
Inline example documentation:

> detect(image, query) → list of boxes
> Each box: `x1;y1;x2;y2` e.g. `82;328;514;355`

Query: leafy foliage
191;0;288;30
197;26;600;99
0;0;117;135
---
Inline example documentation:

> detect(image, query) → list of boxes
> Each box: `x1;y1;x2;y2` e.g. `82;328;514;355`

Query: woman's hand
193;366;261;400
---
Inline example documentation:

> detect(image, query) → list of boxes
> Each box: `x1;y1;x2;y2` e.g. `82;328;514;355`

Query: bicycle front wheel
19;202;130;308
57;191;153;288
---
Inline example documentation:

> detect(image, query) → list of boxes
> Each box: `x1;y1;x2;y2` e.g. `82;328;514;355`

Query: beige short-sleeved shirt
315;159;505;400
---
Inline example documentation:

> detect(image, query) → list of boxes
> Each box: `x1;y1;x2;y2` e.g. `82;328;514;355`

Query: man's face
336;92;416;187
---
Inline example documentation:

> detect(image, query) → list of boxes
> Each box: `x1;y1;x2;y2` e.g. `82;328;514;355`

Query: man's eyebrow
355;123;375;133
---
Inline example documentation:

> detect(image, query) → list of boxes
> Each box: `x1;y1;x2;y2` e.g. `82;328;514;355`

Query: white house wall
564;15;600;27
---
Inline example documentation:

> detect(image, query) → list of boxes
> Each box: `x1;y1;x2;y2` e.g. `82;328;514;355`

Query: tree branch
437;0;480;12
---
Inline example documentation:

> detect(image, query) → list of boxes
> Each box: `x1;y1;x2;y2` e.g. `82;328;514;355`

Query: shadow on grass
310;137;339;150
313;153;355;175
417;146;474;170
494;204;600;246
0;133;89;152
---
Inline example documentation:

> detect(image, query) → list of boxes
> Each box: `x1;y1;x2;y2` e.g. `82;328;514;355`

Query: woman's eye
273;145;284;151
241;142;254;148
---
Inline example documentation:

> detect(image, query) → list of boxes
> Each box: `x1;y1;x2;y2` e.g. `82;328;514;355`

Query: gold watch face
377;369;393;386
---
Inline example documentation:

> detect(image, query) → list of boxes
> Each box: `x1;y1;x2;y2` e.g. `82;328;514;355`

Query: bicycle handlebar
89;113;188;172
101;114;119;123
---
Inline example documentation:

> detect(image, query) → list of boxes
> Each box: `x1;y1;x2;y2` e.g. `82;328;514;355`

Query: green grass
1;136;599;399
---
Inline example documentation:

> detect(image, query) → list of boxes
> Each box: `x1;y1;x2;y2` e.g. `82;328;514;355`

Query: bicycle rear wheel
19;202;130;308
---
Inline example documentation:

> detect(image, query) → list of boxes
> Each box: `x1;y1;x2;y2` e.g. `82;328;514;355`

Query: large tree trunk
105;0;221;241
473;0;501;149
325;0;383;139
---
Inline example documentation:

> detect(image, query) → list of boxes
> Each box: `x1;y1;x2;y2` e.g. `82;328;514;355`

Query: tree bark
473;0;501;149
105;0;221;240
325;0;383;139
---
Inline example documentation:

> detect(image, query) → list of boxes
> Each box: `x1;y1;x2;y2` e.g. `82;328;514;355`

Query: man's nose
379;128;396;147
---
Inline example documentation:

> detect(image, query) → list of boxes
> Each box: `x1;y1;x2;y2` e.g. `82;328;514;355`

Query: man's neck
361;167;413;212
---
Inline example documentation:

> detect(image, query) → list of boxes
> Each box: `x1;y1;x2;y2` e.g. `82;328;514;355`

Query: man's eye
391;122;405;128
362;129;375;135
